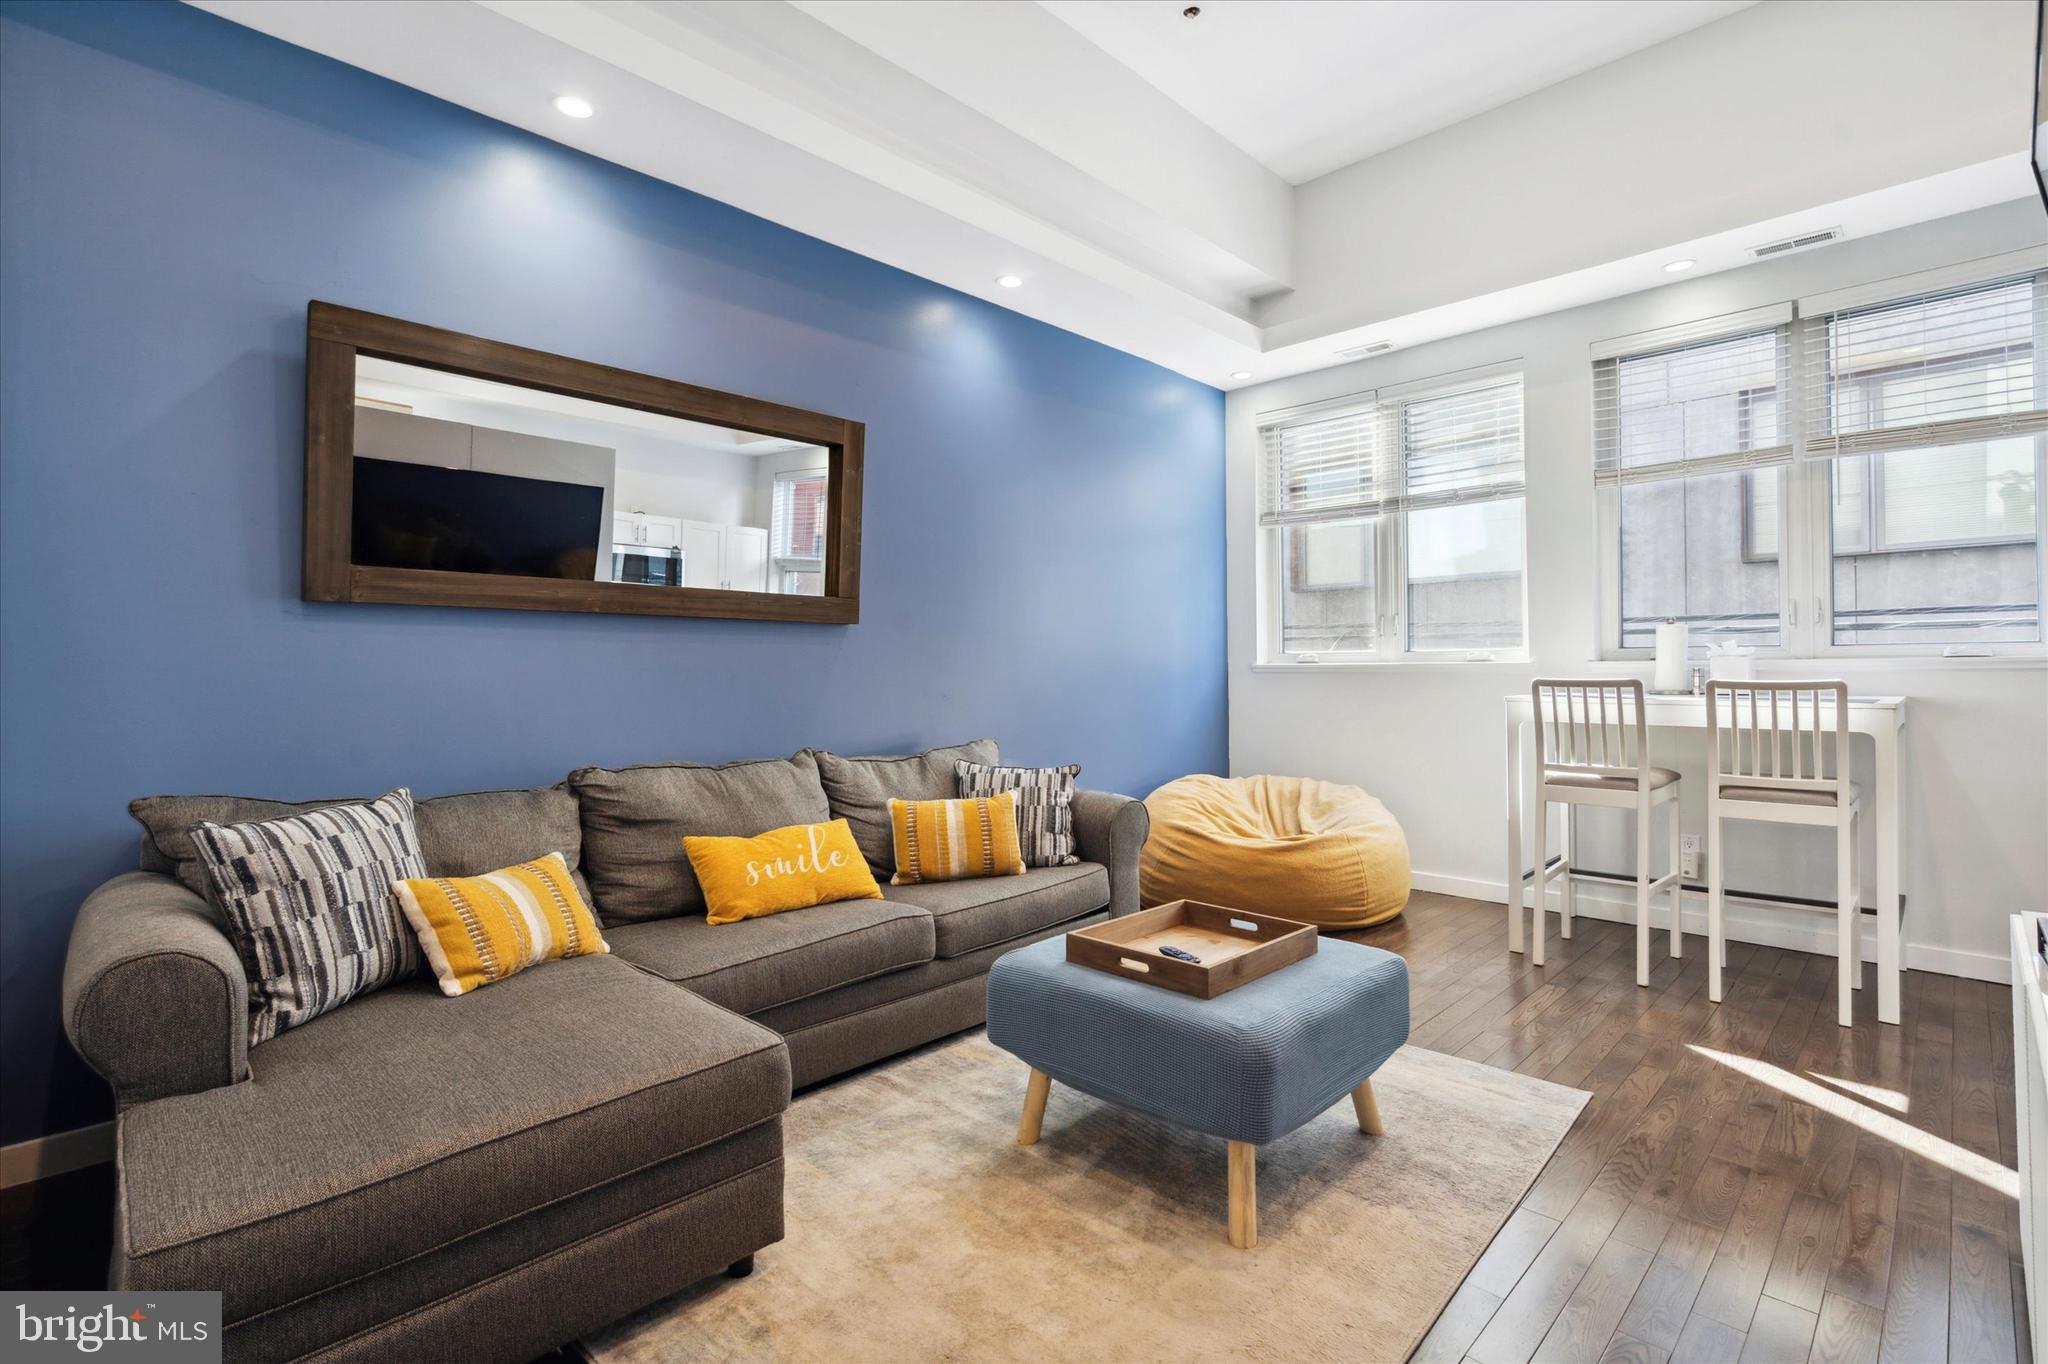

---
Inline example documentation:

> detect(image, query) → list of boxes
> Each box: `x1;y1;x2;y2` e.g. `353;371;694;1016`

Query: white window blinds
1258;399;1383;527
1398;377;1525;509
771;471;828;560
1803;270;2046;459
1592;313;1791;486
1257;374;1524;527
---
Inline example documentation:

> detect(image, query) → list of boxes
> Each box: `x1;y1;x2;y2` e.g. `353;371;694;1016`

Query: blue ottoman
986;933;1409;1248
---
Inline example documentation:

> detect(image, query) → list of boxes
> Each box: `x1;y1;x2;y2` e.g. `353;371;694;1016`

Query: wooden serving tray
1065;900;1316;999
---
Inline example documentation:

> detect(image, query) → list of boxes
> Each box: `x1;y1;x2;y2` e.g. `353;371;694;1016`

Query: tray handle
1118;957;1152;974
1229;918;1260;933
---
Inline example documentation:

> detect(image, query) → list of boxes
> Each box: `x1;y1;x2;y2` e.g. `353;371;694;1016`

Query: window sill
1588;654;2047;672
1251;656;1534;673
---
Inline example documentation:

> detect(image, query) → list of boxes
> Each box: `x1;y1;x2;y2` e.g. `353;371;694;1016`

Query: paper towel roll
1653;619;1689;692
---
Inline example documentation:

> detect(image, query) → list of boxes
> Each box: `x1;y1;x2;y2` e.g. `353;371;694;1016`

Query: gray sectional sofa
60;742;1147;1364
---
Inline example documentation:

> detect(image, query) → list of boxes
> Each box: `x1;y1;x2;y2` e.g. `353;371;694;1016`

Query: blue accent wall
0;1;1226;1144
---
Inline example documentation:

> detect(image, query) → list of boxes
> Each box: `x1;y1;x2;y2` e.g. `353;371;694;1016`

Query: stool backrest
1706;680;1849;799
1532;679;1650;782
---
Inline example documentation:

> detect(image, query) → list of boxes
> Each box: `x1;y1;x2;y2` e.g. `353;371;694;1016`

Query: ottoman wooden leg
1017;1068;1052;1146
1351;1079;1385;1135
1228;1141;1257;1249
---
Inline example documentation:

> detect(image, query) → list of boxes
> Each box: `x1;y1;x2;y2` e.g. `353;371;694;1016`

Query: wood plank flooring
1347;893;2026;1364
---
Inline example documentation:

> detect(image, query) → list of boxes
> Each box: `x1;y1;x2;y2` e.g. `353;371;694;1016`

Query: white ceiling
354;357;815;456
192;0;2041;390
1038;0;1757;184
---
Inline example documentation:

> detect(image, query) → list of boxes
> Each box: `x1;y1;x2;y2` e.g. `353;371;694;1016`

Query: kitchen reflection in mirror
351;357;831;598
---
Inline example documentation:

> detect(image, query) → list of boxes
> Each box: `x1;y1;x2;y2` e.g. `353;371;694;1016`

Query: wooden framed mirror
303;302;862;623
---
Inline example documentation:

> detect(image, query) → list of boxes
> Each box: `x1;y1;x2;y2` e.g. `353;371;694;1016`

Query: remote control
1158;944;1202;964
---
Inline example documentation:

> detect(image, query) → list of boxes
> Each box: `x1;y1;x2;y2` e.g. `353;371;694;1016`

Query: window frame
1599;465;1800;660
1259;363;1529;665
768;466;829;597
1599;257;2047;662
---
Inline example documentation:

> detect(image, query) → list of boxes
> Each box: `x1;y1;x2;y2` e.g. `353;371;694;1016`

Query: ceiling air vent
1336;340;1396;360
1748;228;1841;260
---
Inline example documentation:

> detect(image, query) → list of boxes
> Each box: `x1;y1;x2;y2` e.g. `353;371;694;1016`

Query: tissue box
1707;645;1756;681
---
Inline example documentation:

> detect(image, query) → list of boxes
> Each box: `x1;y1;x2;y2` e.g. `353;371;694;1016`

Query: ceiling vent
1748;228;1841;260
1336;340;1396;360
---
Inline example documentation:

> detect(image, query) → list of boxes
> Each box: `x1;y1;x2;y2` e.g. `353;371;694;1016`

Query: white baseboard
0;1120;113;1188
1410;869;1509;903
1408;868;2007;984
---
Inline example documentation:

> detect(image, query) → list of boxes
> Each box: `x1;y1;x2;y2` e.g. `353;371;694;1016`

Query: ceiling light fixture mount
1182;6;1201;17
552;94;594;119
1662;258;1697;273
1231;371;1252;381
995;274;1024;289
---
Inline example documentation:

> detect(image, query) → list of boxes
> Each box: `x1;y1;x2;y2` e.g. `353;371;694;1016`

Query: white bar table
1503;691;1908;1024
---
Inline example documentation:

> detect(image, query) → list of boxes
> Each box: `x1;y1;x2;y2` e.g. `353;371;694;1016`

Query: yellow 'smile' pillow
393;852;609;997
685;818;883;925
889;792;1025;885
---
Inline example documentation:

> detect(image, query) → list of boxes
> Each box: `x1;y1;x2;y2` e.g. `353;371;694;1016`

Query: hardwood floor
1340;892;2027;1364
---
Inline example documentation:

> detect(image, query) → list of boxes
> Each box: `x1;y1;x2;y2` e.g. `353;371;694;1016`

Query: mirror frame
304;301;862;623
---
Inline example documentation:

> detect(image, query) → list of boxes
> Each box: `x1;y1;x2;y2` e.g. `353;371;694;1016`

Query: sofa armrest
62;872;249;1106
1071;789;1149;918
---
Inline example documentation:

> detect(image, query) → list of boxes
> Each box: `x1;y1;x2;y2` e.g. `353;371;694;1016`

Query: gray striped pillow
190;788;427;1044
955;761;1080;868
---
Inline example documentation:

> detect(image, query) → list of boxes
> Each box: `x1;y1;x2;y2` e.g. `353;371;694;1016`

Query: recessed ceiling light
552;95;595;120
1231;371;1252;381
995;274;1024;289
1663;258;1697;273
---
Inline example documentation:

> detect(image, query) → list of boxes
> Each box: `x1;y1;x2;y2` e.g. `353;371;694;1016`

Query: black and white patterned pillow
190;788;427;1044
955;761;1080;868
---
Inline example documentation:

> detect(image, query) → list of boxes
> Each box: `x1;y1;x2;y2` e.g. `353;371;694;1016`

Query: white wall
1226;199;2048;981
615;446;757;530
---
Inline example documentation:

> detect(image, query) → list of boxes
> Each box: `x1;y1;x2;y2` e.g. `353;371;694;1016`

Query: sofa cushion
811;739;998;877
883;862;1110;958
211;1120;784;1357
570;754;831;925
133;784;589;903
888;792;1026;886
394;852;610;997
607;900;934;1014
687;818;882;925
115;953;787;1324
190;789;428;1043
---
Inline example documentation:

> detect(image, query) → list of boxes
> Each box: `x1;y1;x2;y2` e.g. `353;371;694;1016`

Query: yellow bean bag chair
1140;775;1410;929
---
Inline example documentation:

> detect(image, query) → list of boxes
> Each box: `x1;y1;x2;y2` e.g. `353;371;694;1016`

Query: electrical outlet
1680;834;1702;880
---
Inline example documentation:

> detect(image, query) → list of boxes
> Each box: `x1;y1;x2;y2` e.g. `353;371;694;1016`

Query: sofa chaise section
67;797;793;1364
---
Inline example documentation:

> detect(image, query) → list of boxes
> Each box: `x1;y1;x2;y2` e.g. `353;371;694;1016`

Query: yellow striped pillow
888;792;1026;886
393;852;609;997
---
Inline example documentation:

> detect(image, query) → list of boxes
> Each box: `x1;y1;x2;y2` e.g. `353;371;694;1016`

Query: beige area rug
584;1032;1588;1364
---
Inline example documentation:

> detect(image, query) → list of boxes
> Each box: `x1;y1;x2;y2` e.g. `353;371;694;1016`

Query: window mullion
1380;510;1402;658
1383;402;1408;657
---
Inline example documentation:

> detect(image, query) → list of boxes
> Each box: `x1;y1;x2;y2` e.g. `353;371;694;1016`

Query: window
770;470;827;595
1599;261;2046;657
1595;315;1791;651
1807;273;2044;647
1398;381;1526;651
1260;370;1525;660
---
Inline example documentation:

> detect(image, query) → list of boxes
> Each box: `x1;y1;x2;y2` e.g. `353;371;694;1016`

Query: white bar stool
1706;680;1862;1025
1530;679;1682;986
